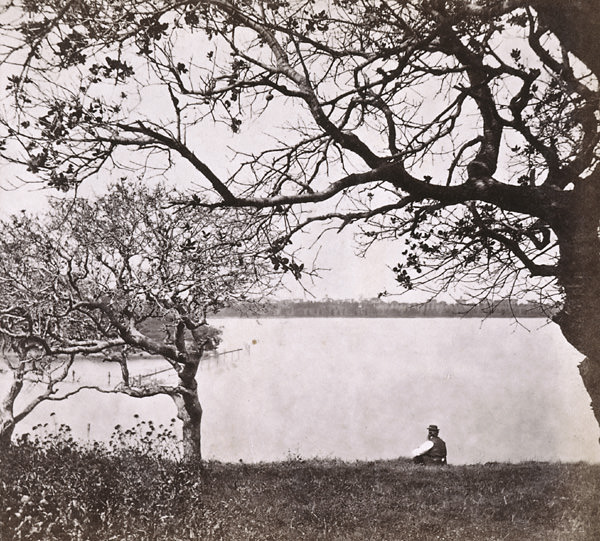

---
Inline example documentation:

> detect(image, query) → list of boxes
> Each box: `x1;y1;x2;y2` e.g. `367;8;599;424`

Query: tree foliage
1;1;600;426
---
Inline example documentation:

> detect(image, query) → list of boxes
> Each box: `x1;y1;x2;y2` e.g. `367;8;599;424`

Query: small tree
0;336;76;448
0;181;278;459
0;232;113;447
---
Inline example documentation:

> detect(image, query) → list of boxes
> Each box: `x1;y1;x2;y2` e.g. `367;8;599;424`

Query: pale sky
0;165;419;302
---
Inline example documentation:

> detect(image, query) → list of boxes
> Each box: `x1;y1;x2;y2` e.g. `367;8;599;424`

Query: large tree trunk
0;363;24;448
172;390;203;461
553;177;600;431
0;409;15;449
543;0;600;436
578;358;600;431
534;0;600;79
173;352;203;461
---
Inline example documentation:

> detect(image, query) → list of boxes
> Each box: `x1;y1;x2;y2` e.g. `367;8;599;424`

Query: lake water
6;318;599;464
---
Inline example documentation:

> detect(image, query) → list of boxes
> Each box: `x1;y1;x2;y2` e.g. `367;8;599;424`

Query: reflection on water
4;318;598;464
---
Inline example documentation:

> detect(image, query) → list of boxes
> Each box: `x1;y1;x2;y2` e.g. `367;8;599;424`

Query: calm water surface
7;318;599;464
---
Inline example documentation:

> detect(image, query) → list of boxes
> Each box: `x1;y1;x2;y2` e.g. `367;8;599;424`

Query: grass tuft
0;428;598;540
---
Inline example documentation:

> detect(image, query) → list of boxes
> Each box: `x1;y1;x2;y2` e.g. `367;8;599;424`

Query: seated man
411;424;447;465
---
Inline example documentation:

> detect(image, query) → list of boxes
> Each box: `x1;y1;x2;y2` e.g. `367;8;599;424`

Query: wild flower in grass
109;416;182;461
18;422;76;457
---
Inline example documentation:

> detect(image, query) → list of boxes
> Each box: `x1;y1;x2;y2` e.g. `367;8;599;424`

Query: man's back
428;435;447;462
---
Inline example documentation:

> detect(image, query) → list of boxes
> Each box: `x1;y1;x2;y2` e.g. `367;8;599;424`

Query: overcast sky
0;166;423;302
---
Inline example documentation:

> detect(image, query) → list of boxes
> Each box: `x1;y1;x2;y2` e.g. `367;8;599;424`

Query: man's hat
427;424;439;432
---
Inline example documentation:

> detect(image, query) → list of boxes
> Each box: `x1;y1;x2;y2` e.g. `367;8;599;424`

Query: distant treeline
216;299;552;319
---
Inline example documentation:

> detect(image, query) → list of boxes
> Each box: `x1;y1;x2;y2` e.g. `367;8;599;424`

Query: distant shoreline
214;314;549;319
215;299;552;319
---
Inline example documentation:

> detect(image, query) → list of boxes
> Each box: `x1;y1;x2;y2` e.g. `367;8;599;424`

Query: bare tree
0;1;599;431
0;180;279;459
0;227;104;447
0;336;77;448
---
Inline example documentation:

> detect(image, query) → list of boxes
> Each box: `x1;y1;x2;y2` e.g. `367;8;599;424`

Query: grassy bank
0;440;598;540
